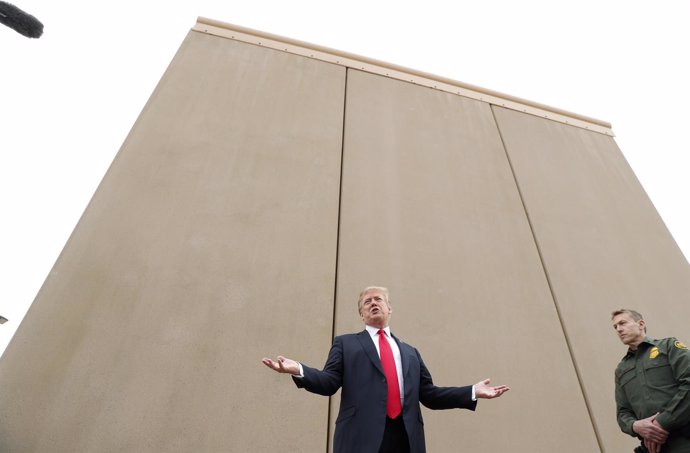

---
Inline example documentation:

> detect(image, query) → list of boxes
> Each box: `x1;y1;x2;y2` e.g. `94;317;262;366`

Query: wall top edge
193;17;614;137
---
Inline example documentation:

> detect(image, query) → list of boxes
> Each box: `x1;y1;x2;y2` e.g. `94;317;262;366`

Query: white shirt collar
366;324;391;337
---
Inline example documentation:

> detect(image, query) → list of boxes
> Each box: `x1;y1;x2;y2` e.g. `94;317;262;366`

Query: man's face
612;313;645;347
359;290;392;329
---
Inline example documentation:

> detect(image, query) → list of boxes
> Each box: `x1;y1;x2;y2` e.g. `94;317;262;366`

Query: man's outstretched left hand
474;378;510;399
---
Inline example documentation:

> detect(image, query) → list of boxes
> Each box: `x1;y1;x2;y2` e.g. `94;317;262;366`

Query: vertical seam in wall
489;105;605;453
326;67;349;453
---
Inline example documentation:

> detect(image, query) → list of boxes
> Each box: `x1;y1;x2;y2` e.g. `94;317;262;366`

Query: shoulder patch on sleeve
674;340;688;350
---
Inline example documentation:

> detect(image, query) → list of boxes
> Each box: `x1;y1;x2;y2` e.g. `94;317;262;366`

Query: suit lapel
357;330;385;375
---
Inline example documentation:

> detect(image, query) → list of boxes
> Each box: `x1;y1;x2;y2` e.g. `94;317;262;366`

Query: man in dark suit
262;286;509;453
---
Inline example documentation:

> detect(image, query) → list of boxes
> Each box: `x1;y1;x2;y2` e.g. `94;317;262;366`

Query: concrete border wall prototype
1;17;689;452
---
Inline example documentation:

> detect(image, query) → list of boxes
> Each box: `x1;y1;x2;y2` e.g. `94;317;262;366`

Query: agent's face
359;290;392;329
612;313;646;348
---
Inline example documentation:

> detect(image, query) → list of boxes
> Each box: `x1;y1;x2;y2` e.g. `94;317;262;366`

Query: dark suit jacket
293;330;477;453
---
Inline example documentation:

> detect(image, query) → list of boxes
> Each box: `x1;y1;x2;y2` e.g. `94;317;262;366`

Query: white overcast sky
2;0;689;355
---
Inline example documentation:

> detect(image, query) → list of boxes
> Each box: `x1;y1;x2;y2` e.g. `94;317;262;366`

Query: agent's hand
261;355;301;375
633;413;669;445
474;378;510;399
644;438;662;453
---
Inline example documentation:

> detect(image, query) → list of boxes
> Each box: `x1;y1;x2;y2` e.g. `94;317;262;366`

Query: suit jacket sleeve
416;348;477;411
292;336;344;396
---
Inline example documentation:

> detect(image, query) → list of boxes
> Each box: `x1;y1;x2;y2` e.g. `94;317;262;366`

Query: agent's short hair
358;286;390;313
611;308;644;322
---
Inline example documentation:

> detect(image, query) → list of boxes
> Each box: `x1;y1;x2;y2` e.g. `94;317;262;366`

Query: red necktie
378;329;402;419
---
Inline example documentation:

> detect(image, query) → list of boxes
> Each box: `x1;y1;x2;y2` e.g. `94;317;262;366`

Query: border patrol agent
613;309;690;453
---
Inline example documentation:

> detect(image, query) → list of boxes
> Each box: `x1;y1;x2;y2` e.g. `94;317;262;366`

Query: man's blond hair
357;286;390;313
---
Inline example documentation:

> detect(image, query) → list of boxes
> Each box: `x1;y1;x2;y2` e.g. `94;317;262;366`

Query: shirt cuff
472;385;476;401
294;363;304;379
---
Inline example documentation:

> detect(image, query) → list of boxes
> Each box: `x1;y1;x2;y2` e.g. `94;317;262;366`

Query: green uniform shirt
615;336;690;437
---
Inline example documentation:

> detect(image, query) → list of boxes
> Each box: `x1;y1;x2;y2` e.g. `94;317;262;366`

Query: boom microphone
0;1;43;38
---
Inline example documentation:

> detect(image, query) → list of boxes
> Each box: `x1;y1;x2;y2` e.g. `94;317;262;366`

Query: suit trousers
379;416;410;453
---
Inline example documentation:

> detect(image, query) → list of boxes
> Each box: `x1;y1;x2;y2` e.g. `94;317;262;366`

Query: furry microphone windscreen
0;1;43;38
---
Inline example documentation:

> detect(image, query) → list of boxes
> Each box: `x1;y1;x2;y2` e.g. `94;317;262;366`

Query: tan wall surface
330;69;599;452
0;31;345;452
493;105;690;452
